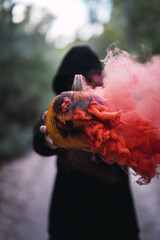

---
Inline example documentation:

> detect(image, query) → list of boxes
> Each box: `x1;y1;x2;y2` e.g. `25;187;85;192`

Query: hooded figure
33;45;140;240
53;45;103;94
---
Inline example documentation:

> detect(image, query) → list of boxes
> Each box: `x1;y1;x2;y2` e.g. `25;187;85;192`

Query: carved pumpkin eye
56;97;71;112
55;117;70;138
55;117;82;139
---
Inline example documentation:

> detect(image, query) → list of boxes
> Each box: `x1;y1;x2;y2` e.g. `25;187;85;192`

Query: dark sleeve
33;118;58;156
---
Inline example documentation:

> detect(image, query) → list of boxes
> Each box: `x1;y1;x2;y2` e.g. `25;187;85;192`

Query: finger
40;125;47;134
45;135;59;150
45;135;54;145
42;111;48;122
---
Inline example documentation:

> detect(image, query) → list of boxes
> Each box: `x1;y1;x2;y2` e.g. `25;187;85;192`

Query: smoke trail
102;46;160;127
82;45;160;184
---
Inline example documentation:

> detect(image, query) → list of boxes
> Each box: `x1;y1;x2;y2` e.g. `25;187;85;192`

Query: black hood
52;45;102;94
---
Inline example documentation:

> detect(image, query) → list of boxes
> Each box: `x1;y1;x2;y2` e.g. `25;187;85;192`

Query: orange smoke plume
81;46;160;184
73;99;160;185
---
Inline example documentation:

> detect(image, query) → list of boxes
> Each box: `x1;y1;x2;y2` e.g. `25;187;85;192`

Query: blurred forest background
0;0;160;162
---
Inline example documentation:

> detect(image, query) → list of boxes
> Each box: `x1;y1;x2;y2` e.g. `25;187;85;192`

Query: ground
0;151;160;240
0;152;57;240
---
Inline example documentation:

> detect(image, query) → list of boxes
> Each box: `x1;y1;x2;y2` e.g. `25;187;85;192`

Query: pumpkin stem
72;74;83;91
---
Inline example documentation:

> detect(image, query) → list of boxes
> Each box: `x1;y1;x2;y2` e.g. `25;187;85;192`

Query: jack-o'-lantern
46;75;104;150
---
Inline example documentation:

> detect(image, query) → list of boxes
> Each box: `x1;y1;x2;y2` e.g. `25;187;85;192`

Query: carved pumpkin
46;75;103;149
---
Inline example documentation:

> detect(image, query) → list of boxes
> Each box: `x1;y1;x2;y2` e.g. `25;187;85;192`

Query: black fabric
53;45;103;94
33;119;58;156
48;167;140;240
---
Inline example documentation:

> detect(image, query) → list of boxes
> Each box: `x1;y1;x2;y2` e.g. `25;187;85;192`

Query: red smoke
81;48;160;184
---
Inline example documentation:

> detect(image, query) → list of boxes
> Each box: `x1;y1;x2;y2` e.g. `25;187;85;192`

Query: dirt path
0;151;160;240
130;174;160;240
0;151;57;240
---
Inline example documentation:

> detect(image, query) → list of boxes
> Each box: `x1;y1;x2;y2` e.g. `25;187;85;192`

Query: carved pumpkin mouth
55;117;83;139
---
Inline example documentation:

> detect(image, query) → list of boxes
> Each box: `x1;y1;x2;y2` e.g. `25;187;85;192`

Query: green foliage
84;0;160;59
128;0;160;54
0;1;61;160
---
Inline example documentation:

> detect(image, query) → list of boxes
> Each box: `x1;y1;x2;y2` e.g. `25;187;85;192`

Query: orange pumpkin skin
46;91;101;149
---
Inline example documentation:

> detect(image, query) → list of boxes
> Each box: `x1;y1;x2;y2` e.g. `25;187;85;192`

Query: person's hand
40;111;59;150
